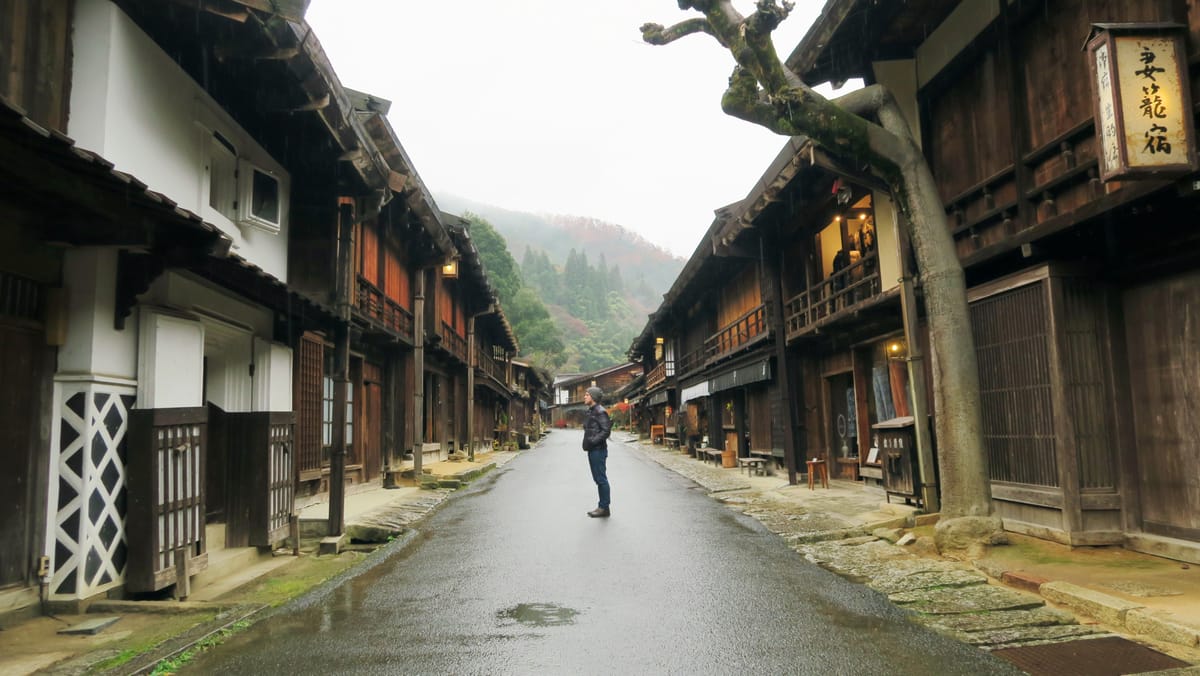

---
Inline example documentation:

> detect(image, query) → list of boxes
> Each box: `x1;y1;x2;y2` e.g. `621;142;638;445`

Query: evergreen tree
464;213;520;304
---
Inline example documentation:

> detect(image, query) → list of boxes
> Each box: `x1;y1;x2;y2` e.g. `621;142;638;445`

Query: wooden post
467;315;476;461
707;397;721;450
895;208;939;513
290;514;300;556
328;321;349;536
769;235;801;485
413;270;425;477
328;197;355;535
173;546;190;600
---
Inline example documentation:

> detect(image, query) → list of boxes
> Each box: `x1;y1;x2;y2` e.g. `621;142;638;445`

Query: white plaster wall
142;272;292;413
68;0;290;280
58;249;137;379
871;60;923;150
144;272;273;337
203;318;253;413
254;338;294;412
137;309;204;408
875;192;903;294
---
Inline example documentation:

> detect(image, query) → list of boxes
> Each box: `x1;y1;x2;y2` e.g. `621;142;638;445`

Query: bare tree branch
640;18;720;46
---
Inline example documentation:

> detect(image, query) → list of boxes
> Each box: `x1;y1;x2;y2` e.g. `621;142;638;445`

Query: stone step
890;585;1045;614
191;543;273;592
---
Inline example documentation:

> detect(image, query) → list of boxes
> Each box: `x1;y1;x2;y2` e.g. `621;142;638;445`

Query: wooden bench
699;447;724;467
663;435;680;449
737;456;768;476
749;449;781;472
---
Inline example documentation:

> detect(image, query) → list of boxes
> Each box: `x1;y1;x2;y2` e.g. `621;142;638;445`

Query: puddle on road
496;603;580;627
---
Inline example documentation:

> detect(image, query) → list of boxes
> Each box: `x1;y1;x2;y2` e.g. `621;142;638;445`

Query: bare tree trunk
642;1;998;532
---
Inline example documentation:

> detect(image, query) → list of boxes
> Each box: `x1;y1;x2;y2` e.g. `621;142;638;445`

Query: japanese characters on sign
1088;26;1196;181
1093;43;1121;175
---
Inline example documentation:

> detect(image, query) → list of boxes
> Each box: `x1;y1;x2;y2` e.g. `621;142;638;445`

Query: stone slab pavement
627;438;1200;667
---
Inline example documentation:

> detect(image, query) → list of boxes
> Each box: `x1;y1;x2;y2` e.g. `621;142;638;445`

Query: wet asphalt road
184;431;1020;675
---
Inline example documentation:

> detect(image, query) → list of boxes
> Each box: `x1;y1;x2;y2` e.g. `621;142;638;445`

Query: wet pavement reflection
184;431;1020;675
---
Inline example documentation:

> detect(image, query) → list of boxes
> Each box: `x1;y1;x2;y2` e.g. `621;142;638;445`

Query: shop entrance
827;373;858;460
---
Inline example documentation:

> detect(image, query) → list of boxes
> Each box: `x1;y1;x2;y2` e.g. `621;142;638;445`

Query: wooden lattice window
296;334;324;474
971;282;1058;487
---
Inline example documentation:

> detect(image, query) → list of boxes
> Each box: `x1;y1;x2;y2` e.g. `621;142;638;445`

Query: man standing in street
582;386;612;518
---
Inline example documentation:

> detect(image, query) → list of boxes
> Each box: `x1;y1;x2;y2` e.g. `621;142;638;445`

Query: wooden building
0;0;521;617
511;360;550;447
550;363;641;427
779;0;1200;561
628;203;793;472
697;137;922;491
0;0;347;608
440;215;519;460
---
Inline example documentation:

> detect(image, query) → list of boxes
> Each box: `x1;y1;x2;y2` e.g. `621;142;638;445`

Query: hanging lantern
1086;23;1197;182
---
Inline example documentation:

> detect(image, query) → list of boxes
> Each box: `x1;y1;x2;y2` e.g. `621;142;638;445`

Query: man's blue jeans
587;448;610;509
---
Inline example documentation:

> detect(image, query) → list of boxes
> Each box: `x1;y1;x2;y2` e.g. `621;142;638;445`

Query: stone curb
977;559;1200;652
1039;580;1144;628
1127;609;1200;648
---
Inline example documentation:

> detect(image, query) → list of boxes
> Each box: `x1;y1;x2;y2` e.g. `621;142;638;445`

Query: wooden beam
228;0;310;22
388;171;409;194
160;0;250;22
213;43;301;62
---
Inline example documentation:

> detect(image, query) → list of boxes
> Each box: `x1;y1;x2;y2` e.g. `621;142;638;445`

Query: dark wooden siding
927;49;1012;204
0;0;71;132
971;281;1059;487
926;0;1177;261
718;265;762;329
1058;278;1116;491
385;245;409;310
0;321;45;587
747;385;771;450
1123;272;1200;540
361;362;383;480
358;221;379;286
1019;0;1171;154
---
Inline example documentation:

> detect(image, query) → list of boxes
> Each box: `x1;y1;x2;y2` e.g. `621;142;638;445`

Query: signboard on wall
1086;23;1197;181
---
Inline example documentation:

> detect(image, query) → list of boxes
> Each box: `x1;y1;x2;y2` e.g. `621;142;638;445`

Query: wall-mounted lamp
887;339;907;360
655;336;664;345
441;259;459;278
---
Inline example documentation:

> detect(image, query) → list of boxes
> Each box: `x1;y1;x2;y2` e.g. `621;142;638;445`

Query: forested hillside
438;194;683;309
446;198;685;374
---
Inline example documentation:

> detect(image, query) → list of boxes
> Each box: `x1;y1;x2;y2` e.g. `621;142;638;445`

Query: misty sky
305;1;843;259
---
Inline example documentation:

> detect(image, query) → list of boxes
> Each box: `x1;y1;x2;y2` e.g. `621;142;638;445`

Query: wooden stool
806;459;829;490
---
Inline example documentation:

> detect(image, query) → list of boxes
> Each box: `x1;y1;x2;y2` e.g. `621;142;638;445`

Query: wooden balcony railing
676;304;769;377
645;362;666;389
784;251;882;340
440;321;468;362
355;276;413;338
706;305;767;359
645;357;676;389
477;346;507;385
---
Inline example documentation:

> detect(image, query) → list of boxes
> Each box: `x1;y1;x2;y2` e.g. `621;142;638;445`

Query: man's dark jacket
582;404;612;451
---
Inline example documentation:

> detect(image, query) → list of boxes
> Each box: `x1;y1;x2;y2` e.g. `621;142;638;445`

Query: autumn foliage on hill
444;195;684;373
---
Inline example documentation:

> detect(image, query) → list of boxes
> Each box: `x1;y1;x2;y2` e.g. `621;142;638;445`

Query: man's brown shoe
587;508;611;518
